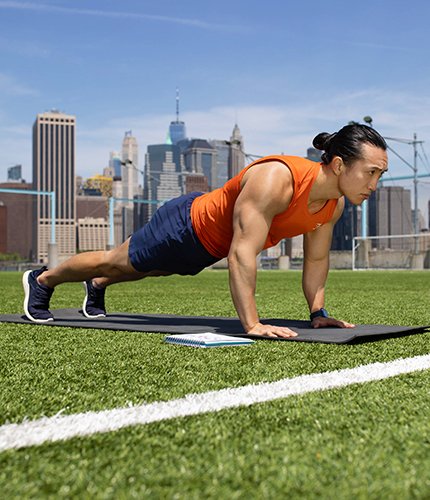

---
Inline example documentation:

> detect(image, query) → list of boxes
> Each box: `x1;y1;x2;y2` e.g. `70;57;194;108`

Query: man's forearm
302;257;329;313
228;250;260;332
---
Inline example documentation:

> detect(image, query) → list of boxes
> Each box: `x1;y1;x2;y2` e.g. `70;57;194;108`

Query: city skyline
3;105;430;229
0;110;427;261
1;0;430;218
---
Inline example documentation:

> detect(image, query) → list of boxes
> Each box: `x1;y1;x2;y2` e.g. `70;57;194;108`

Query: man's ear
332;156;344;176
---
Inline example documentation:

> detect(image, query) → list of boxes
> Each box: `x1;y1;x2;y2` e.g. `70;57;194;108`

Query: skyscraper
109;151;122;178
121;131;139;205
183;173;209;194
143;144;183;222
183;139;216;189
0;181;33;259
209;139;230;189
228;124;245;179
32;110;76;262
168;88;186;145
120;131;139;239
369;186;413;249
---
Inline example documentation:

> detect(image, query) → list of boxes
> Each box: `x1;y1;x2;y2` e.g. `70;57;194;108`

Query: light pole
383;133;422;238
363;116;424;254
362;117;423;236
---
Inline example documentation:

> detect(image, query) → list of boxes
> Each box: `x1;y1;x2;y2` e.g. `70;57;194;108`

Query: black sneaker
23;267;54;323
82;280;106;318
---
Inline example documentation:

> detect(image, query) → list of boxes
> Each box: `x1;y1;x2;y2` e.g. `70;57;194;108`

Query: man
24;124;388;337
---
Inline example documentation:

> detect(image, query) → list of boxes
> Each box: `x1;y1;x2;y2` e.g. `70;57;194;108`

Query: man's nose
369;179;378;191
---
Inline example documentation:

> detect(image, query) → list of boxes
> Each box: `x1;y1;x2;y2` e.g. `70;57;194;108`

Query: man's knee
98;249;121;273
111;240;129;260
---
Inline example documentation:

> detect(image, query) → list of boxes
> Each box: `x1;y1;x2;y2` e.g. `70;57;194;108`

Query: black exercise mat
0;309;429;344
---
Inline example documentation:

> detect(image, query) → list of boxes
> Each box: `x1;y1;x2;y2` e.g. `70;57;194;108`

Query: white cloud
0;2;246;33
74;87;430;176
2;87;430;185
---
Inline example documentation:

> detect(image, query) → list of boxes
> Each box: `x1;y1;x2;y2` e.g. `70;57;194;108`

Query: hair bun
312;132;336;151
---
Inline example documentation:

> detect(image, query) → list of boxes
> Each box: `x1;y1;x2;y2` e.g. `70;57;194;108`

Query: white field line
1;354;430;453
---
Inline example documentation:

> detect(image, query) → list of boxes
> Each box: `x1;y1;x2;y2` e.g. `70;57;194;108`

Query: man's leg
37;237;144;288
79;248;172;319
23;238;153;322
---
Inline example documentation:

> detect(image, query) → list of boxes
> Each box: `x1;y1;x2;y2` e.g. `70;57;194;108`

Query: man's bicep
230;198;271;254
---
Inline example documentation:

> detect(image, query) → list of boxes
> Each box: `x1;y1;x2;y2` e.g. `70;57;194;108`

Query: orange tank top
190;155;338;259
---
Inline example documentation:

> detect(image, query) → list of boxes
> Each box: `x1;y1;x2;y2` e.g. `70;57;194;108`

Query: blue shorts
128;192;220;275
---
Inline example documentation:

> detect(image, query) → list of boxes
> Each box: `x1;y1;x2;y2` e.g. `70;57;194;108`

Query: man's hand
311;316;355;329
247;322;298;338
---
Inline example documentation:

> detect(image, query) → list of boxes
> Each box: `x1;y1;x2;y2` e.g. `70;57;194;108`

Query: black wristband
310;308;329;320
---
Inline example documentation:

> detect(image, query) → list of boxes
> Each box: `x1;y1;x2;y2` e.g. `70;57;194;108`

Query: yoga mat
0;309;428;344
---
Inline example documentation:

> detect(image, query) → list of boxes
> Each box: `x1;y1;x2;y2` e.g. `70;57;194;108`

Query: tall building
0;182;33;259
121;131;140;206
77;217;109;251
109;151;122;178
228;124;245;179
168;88;187;145
33;110;76;262
209;139;230;189
120;131;139;237
76;195;108;220
184;173;209;194
369;186;413;249
133;195;147;234
183;139;216;189
76;194;109;251
143;144;183;222
103;151;121;179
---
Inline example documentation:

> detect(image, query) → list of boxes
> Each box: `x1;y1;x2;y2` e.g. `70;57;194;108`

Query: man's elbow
227;248;241;268
228;245;257;269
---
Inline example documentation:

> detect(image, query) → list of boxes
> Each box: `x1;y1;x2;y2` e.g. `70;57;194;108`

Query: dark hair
312;124;387;165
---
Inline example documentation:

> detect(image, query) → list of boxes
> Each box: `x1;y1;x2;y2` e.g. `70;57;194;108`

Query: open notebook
165;332;255;348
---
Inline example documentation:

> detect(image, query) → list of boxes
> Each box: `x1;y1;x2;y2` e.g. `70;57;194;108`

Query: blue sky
1;0;430;217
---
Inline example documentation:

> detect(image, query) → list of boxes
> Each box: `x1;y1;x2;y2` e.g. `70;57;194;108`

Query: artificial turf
0;270;430;498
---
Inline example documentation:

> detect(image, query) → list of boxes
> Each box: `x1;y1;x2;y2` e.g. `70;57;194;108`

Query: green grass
0;270;430;498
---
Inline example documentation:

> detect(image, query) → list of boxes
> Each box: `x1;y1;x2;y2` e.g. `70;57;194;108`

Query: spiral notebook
165;332;254;348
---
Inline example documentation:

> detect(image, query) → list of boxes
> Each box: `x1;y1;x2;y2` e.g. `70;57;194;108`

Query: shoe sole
82;281;106;319
22;270;54;323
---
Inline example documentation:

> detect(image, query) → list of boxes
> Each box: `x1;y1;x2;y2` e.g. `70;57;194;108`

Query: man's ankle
37;273;50;288
91;279;105;290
